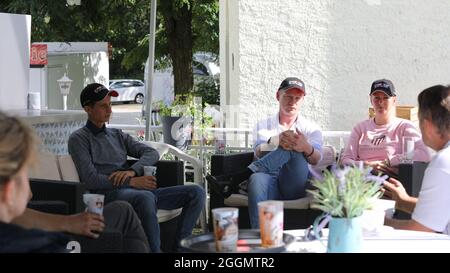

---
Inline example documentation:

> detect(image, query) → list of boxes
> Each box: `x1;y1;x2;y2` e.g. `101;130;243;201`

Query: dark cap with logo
80;83;118;107
370;79;396;97
278;77;306;94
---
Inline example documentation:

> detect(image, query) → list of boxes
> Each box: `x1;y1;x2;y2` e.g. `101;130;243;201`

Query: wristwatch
304;146;315;158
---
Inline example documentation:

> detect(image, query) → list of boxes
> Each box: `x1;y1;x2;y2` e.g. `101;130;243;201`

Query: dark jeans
105;185;205;252
103;201;149;253
247;148;310;228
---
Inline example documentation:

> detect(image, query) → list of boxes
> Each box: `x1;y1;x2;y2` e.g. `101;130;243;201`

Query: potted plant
155;94;214;150
307;165;385;252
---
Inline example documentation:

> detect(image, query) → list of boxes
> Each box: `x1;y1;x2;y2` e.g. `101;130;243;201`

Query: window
193;61;209;76
132;81;144;87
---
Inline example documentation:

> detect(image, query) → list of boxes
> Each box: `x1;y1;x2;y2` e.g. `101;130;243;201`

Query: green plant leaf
307;166;383;218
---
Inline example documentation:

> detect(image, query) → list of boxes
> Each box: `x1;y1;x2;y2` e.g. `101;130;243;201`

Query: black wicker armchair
29;160;185;252
209;152;322;230
393;161;428;220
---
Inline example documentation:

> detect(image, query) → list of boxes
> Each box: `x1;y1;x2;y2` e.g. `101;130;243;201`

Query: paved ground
110;103;142;125
111;103;142;113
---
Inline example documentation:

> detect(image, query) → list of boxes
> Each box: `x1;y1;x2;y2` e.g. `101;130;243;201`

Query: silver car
109;79;145;104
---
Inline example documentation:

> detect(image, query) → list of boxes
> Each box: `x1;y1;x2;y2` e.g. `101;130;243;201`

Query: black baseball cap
80;83;118;107
370;79;396;97
278;77;306;94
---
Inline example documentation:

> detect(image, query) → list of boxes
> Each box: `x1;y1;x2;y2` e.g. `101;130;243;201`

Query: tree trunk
160;0;193;96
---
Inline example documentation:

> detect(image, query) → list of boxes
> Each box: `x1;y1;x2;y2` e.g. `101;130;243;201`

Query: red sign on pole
30;44;48;65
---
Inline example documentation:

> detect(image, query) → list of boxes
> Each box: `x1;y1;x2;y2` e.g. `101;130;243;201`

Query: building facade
220;0;450;132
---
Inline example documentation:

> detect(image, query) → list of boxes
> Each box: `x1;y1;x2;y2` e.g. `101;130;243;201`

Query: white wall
220;0;240;108
29;42;110;110
0;13;30;110
220;0;450;131
29;67;47;109
46;52;109;110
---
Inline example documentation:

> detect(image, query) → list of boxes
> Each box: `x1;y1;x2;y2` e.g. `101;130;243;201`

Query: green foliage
307;167;383;218
155;94;209;119
115;0;219;78
193;76;220;105
0;0;219;82
155;93;214;142
192;1;219;55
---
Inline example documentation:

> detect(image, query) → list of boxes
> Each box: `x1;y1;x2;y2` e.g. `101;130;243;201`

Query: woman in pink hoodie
340;79;431;178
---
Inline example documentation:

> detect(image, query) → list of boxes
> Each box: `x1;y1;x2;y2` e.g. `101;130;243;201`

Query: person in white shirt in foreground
384;84;450;234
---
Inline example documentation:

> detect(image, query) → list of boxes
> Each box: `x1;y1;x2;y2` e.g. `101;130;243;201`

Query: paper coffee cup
212;207;239;252
143;166;157;176
258;200;284;247
83;194;105;215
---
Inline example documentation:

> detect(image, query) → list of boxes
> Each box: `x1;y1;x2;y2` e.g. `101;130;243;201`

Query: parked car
109;79;145;104
142;52;220;117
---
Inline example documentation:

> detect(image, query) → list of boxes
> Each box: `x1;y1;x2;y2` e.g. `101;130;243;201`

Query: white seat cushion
224;194;312;210
29;151;61;181
156;183;193;222
58;154;80;182
157;208;182;223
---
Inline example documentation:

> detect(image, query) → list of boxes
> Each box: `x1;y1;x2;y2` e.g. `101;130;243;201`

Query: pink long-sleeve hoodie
341;117;431;166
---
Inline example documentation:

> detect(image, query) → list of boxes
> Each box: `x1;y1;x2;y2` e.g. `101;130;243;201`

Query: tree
0;0;219;96
123;0;219;96
159;0;193;95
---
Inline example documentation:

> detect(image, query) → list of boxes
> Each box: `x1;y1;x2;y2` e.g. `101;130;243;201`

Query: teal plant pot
327;217;362;253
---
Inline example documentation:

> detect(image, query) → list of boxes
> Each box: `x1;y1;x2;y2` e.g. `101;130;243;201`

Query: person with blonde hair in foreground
1;112;150;253
0;112;69;252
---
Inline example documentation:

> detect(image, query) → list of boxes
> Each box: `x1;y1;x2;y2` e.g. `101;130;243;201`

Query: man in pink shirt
340;79;430;177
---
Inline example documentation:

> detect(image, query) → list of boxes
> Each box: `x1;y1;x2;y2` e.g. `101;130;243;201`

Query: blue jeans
247;148;310;228
105;184;205;252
